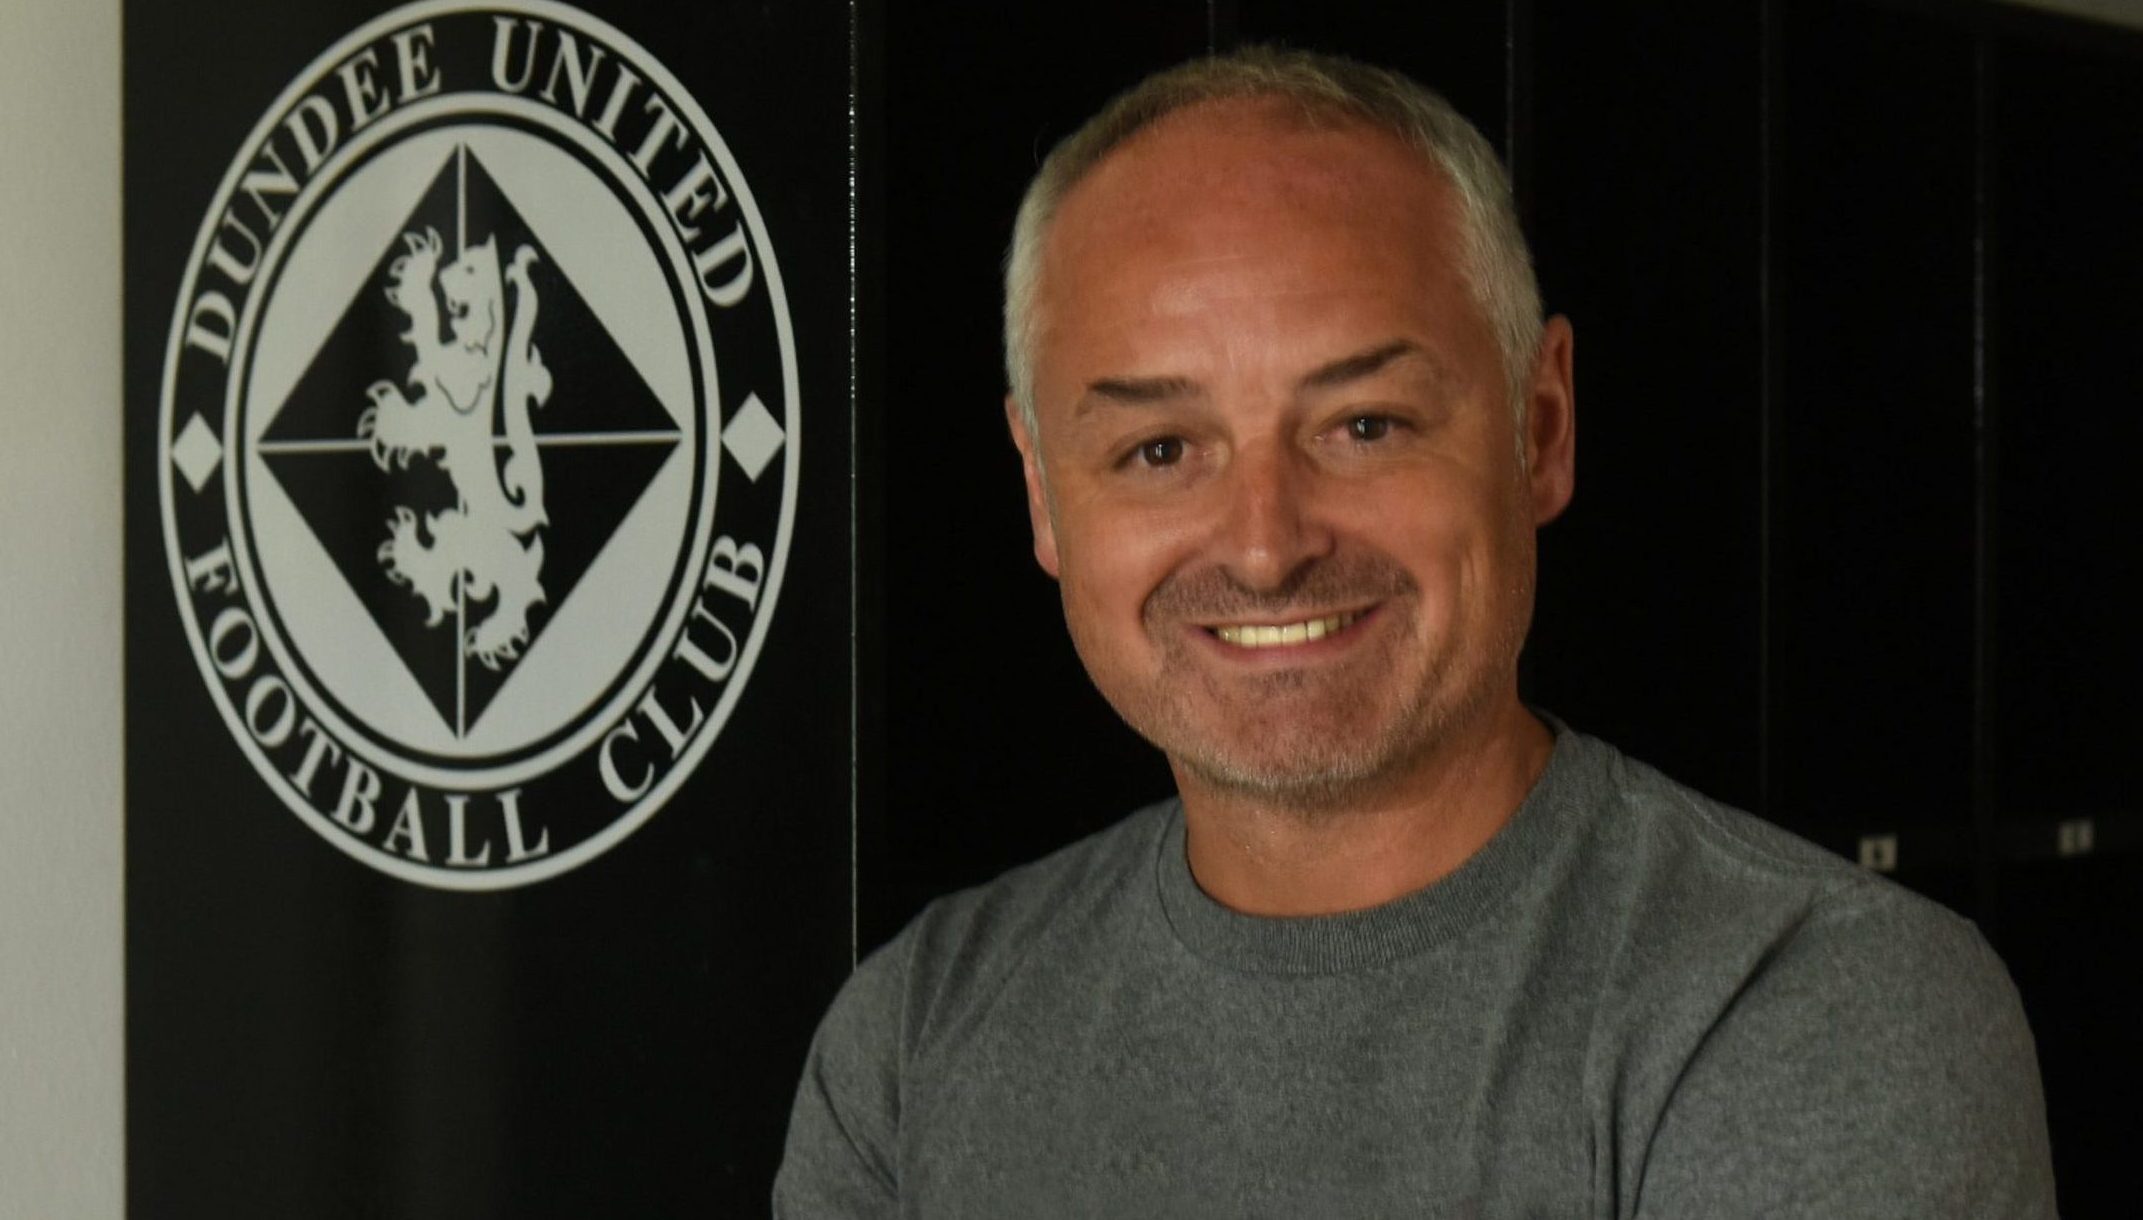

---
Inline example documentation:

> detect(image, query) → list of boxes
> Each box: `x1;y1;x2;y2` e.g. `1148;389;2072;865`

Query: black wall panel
1771;0;1979;902
1990;39;2143;820
1988;32;2143;1210
2000;859;2143;1210
1524;0;1766;810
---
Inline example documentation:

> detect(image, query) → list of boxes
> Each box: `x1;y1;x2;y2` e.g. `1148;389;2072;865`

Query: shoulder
895;798;1173;994
1558;734;1980;965
1555;735;2054;1214
774;802;1174;1215
1576;733;1874;889
1568;731;2019;1039
907;799;1174;947
824;799;1173;1054
1632;885;2053;1213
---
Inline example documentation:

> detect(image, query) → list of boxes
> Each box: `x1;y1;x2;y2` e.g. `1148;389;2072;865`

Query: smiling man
777;49;2055;1217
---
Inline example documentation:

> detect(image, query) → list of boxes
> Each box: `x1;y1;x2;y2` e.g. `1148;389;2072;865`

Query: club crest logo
158;0;799;888
366;222;554;669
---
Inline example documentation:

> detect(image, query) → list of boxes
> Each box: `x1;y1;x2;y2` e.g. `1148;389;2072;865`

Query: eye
1132;436;1184;468
1346;415;1393;442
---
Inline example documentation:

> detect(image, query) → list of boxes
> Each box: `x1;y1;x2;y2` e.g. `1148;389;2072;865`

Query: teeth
1212;612;1360;649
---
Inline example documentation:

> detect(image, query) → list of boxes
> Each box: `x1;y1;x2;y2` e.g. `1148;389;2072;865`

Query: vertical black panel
1989;30;2143;1216
867;2;1209;952
1769;0;1977;875
125;1;853;1214
1524;0;1765;809
1989;37;2143;819
1998;858;2143;1217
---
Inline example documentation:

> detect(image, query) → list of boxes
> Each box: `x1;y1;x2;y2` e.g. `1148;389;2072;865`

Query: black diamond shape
257;144;680;736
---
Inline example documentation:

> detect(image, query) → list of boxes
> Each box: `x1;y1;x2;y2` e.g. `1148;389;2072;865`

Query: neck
1174;695;1553;917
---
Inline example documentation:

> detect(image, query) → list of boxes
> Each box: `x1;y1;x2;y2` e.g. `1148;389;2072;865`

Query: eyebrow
1298;340;1425;390
1076;339;1431;415
1082;373;1199;409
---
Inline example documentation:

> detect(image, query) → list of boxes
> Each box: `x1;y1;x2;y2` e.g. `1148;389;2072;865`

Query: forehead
1035;98;1477;380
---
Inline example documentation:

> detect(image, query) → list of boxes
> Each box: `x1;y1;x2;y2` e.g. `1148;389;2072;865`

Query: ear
1006;394;1061;579
1524;315;1576;526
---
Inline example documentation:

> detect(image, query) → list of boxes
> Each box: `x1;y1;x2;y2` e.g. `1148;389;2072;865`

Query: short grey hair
1002;46;1543;443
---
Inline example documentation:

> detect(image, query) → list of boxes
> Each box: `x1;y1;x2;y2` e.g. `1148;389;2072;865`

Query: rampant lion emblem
358;226;553;668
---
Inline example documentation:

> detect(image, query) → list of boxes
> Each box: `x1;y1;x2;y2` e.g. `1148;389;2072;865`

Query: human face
1011;100;1573;806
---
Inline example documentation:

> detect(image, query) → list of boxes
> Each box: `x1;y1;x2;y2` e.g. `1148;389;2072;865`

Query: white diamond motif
172;413;223;492
721;392;784;482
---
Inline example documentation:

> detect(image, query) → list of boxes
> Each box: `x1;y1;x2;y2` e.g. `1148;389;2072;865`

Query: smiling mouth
1208;611;1364;649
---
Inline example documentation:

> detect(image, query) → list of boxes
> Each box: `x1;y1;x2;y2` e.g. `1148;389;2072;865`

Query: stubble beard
1080;548;1535;817
1163;633;1505;817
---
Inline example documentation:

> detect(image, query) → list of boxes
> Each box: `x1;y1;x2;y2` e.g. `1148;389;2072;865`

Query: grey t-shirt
776;729;2055;1217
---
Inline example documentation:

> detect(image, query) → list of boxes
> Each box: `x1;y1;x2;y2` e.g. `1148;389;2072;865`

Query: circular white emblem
158;0;799;888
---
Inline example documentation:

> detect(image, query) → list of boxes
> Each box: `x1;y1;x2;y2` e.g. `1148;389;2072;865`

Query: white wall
0;0;124;1215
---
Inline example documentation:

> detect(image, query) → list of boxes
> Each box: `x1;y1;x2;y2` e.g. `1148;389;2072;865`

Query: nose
1215;438;1334;592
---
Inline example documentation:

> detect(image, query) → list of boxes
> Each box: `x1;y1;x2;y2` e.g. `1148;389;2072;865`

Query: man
778;48;2054;1216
